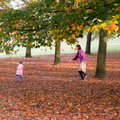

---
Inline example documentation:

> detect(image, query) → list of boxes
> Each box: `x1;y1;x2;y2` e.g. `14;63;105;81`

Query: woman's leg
78;71;84;80
81;71;87;76
81;71;88;79
81;61;88;79
78;61;88;80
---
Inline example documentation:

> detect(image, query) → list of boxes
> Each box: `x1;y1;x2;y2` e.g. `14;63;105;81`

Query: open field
0;52;120;120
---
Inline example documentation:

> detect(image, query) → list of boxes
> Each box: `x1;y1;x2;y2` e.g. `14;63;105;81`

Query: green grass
0;38;119;58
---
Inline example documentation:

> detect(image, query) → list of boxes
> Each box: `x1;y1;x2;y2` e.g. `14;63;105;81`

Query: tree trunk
26;47;32;58
85;32;92;54
54;41;61;65
95;30;107;78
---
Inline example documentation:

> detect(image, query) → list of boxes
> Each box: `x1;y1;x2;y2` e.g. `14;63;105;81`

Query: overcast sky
10;0;24;9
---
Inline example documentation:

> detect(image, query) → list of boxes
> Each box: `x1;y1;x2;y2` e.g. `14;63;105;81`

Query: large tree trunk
95;30;107;78
85;32;92;54
26;47;32;58
54;41;61;65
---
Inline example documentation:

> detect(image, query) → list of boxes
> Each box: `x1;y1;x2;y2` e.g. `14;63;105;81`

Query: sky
10;0;24;9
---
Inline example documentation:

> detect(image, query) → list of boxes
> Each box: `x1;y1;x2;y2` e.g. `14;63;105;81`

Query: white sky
10;0;24;9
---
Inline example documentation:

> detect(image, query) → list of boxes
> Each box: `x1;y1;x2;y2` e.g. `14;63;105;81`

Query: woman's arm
71;51;79;61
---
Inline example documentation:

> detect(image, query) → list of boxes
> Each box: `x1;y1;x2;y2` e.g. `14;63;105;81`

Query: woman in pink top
69;44;88;80
16;61;24;82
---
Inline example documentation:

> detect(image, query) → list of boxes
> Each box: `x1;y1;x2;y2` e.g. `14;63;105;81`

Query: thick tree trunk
95;30;107;78
54;41;61;65
85;32;92;54
26;47;32;58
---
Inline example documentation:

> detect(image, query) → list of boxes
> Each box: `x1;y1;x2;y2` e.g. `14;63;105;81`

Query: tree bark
54;41;61;65
26;47;32;58
95;30;107;78
85;32;92;54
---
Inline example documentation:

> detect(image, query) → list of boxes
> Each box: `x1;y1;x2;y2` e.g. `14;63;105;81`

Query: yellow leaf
72;4;78;9
71;34;76;38
75;0;81;2
86;27;91;32
77;24;83;30
101;23;107;28
112;20;118;24
71;23;77;31
98;19;102;22
109;23;118;31
91;25;99;32
28;43;33;46
108;30;111;34
76;33;79;36
66;27;70;31
72;26;76;31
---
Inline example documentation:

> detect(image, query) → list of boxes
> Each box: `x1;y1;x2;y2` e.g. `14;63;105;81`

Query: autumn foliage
0;53;120;119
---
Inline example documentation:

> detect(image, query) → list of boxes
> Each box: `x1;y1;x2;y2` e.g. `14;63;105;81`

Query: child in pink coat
15;61;24;82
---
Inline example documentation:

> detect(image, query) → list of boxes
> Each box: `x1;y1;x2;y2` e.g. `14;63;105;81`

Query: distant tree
26;47;31;58
85;32;92;54
54;41;61;65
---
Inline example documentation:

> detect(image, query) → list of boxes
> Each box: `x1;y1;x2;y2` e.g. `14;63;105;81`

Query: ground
0;53;120;120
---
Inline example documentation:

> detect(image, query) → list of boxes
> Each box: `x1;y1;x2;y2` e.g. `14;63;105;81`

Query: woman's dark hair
76;44;81;50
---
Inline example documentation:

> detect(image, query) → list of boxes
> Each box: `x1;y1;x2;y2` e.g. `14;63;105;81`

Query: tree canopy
0;0;120;54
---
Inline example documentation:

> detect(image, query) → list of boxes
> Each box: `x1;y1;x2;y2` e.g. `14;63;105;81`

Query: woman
69;44;88;80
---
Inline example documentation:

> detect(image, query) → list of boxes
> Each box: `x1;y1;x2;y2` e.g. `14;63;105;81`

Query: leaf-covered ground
0;53;120;120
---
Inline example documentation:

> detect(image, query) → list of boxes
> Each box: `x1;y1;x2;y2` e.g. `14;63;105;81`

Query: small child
15;61;24;82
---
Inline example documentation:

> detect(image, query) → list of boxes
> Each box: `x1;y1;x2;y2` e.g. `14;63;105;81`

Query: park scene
0;0;120;120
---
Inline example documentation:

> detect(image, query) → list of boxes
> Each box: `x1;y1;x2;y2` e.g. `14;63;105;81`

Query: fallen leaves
0;53;120;119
